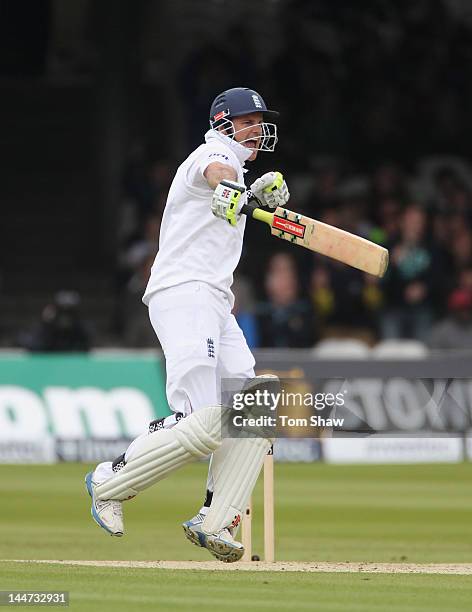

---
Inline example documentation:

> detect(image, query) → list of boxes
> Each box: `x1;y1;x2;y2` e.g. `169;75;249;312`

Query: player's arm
204;161;237;189
206;162;246;227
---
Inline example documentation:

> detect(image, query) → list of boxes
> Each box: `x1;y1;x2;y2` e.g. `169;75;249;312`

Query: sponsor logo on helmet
252;94;262;109
213;110;230;122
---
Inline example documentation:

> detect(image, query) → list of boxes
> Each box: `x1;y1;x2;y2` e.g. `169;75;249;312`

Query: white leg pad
201;436;273;535
96;405;222;501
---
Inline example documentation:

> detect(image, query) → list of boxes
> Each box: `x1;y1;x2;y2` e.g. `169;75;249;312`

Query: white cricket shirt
142;130;253;308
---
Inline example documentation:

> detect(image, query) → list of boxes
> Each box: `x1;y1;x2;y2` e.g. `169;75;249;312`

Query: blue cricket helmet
209;87;279;153
209;87;279;125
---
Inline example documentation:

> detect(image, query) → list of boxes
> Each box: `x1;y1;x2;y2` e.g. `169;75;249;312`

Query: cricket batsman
85;87;289;562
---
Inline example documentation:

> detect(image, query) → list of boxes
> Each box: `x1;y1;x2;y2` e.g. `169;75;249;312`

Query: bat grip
240;197;260;218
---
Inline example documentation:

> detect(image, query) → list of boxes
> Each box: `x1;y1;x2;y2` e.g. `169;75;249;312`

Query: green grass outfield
1;462;471;610
1;562;472;612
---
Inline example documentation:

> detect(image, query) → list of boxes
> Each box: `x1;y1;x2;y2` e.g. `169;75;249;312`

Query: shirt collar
204;129;253;165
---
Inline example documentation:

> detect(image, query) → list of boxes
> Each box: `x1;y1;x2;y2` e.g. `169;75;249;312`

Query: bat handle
241;198;275;227
240;196;259;218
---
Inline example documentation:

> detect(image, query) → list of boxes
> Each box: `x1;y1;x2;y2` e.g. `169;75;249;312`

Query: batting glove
212;180;246;226
249;171;289;209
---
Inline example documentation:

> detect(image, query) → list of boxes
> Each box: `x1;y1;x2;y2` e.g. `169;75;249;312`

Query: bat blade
270;207;388;277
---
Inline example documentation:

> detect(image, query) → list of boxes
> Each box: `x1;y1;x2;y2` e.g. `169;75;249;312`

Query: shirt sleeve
188;147;239;187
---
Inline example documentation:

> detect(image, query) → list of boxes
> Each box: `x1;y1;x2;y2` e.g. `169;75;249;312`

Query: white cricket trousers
94;281;255;485
149;281;255;415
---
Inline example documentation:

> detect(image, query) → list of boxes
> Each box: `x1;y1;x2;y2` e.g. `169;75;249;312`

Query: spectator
310;266;335;327
257;253;317;348
370;163;409;205
310;261;380;342
115;213;160;337
232;275;259;349
458;268;472;293
117;213;161;298
123;154;172;229
371;196;403;244
122;255;157;348
431;166;468;213
450;226;472;273
119;214;161;279
302;160;341;216
429;288;472;350
381;206;440;340
19;291;91;352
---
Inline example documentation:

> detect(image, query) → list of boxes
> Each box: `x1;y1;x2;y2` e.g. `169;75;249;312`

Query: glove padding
211;180;246;226
250;171;289;209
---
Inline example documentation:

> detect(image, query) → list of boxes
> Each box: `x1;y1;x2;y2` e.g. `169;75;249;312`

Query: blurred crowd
5;0;472;351
115;153;472;350
18;154;472;352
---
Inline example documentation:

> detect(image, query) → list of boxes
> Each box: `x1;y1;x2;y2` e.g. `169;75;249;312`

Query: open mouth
244;139;259;149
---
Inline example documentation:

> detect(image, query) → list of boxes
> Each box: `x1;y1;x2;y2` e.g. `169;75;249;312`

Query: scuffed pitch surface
8;559;472;575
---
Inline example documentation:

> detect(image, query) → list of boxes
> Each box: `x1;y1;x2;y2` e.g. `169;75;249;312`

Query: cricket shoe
182;514;244;563
85;471;124;536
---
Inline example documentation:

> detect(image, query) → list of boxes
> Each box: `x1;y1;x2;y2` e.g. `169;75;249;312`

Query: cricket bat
241;201;389;278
